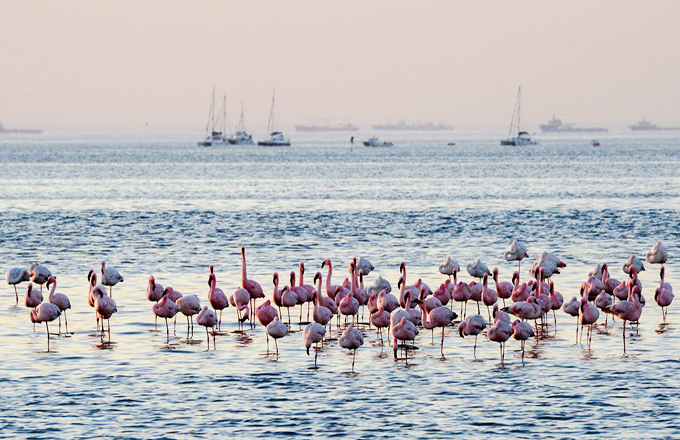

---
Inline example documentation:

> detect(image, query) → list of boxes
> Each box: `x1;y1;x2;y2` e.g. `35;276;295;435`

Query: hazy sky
1;1;679;131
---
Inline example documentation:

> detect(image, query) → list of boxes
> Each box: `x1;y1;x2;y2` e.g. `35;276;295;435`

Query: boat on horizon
501;86;537;146
229;103;254;145
0;120;42;134
373;121;454;131
295;122;359;132
540;115;607;133
363;136;393;147
629;117;680;131
258;89;291;147
197;87;230;147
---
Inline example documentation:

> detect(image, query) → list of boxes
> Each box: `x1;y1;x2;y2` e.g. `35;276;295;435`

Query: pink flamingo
391;290;420;329
607;280;643;353
392;316;418;363
562;290;582;343
511;319;534;364
280;286;299;327
229;285;251;330
468;281;483;314
492;303;510;323
30;302;61;351
655;266;673;322
481;274;498;322
29;263;51;292
100;261;123;298
153;295;180;340
46;276;70;334
6;267;30;305
587;273;606;301
87;271;107;330
266;316;288;357
272;273;284;317
458;314;486;358
339;325;364;372
146;276;164;329
432;280;452;306
339;284;359;326
493;268;513;307
548;281;564;330
312;273;333;330
208;272;228;330
303;322;326;368
601;263;620;294
370;291;391;347
416;290;457;356
196;306;217;350
256;300;278;351
290;271;311;326
25;282;43;331
321;259;342;299
578;283;600;348
299;262;316;322
241;247;264;325
595;289;613;329
377;286;399;313
452;281;471;319
398;262;420;308
176;294;201;337
488;315;512;367
510;271;530;303
92;282;117;340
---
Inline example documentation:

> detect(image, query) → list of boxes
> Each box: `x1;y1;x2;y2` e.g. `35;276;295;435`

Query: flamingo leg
474;334;478;358
352;349;356;372
46;322;50;352
275;338;279;358
58;315;62;335
64;310;69;334
553;310;557;333
205;327;210;350
580;324;584;344
314;344;318;368
187;316;190;338
440;327;445;357
575;316;578;344
623;320;627;354
14;285;18;305
165;318;170;340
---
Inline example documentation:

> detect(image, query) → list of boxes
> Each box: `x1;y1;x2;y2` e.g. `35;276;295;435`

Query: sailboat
500;86;537;146
197;87;230;147
228;103;254;145
258;89;291;147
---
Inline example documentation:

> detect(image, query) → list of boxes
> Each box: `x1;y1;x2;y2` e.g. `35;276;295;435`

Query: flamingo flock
5;241;674;369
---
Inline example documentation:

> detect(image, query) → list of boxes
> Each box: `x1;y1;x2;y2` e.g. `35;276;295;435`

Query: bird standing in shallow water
6;267;30;305
30;302;61;351
339;325;364;372
196;306;217;350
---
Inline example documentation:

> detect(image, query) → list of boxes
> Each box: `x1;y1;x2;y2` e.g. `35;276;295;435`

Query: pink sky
1;0;679;130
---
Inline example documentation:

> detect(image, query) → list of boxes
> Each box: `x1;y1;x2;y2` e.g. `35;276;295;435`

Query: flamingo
392;316;418;363
339;284;359;327
510;271;530;303
511;319;534;364
438;256;460;280
266;316;288;357
390;291;421;329
303;322;326;368
339;325;364;372
607;279;644;353
493;268;513;307
377;285;399;313
416;291;457;356
548;281;563;330
241;247;264;325
458;314;486;358
432;280;452;306
229;285;251;330
29;263;51;292
290;271;311;326
595;289;613;329
601;264;620;294
562;292;581;343
30;302;61;351
153;295;180;340
312;273;332;331
370;291;391;347
46;276;70;334
646;241;668;265
468;281;483;314
299;262;316;322
100;261;123;297
398;262;420;307
25;282;43;332
492;303;510;323
163;287;183;334
146;276;164;329
256;300;279;351
481;274;498;322
488;315;512;367
622;255;645;275
367;275;391;296
452;280;471;319
196;306;217;350
587;273;606;301
655;266;673;322
505;240;529;271
93;284;117;340
176;294;201;337
272;273;284;317
6;267;30;304
207;272;228;330
321;259;342;299
356;256;374;276
503;296;542;337
280;286;299;327
87;271;107;330
578;283;600;348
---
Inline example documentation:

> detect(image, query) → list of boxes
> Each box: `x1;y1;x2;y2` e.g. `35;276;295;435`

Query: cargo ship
295;123;358;132
540;115;607;133
372;121;454;131
0;120;42;134
629;117;680;131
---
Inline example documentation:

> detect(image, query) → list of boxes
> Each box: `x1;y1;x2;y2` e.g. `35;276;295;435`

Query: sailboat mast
517;86;522;133
239;102;245;131
223;95;227;134
210;86;216;133
205;86;215;136
267;88;276;134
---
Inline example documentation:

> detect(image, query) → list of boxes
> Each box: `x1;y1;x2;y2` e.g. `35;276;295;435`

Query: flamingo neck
49;280;57;301
299;267;304;287
241;252;247;285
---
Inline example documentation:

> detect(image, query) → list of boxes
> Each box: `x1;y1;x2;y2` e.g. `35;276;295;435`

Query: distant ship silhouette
0;119;42;134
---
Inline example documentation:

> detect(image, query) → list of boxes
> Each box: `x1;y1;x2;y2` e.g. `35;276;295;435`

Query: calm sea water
1;130;679;437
